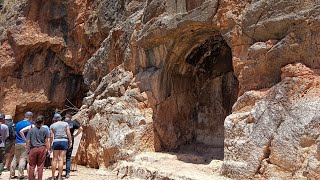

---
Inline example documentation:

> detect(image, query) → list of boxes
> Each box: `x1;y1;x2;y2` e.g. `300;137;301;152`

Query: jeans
10;144;27;177
65;137;74;175
28;146;47;180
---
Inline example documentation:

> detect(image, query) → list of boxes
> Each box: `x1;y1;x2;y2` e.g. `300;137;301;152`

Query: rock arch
152;34;239;160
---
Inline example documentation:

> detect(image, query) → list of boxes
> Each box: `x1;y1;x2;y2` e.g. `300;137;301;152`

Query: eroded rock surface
223;63;320;179
77;0;241;169
74;65;157;168
1;0;320;179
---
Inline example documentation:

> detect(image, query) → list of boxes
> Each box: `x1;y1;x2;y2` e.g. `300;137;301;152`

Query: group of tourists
0;111;82;180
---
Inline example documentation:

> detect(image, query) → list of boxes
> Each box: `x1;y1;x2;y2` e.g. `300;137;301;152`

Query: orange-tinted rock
2;0;320;179
0;0;111;119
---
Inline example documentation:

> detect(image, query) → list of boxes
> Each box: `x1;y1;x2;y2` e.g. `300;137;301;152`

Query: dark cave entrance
12;49;86;124
154;35;239;161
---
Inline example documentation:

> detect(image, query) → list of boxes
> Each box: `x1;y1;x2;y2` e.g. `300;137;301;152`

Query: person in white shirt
0;113;9;178
4;114;15;171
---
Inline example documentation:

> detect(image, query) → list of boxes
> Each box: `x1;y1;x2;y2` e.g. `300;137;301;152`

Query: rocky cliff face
1;0;320;179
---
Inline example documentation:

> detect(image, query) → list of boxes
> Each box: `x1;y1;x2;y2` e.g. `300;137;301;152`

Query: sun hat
4;115;12;120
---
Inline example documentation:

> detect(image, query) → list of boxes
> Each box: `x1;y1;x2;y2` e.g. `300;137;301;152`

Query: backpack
6;122;16;140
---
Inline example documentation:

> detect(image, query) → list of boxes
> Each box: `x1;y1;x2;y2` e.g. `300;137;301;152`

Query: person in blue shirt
10;111;33;179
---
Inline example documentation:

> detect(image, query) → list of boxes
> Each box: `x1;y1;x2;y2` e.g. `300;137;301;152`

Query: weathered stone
75;65;157;168
0;0;112;119
2;0;320;179
222;63;320;179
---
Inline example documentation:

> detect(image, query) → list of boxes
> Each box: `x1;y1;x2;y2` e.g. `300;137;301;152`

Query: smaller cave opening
13;77;85;126
154;35;238;163
66;74;86;109
12;49;86;125
13;86;85;126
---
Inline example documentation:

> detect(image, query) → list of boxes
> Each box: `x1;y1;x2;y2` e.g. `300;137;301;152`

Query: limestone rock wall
223;63;320;179
0;0;112;119
74;65;157;168
1;0;320;179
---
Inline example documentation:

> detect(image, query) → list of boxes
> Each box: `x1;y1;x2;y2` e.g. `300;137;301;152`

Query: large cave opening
154;35;238;162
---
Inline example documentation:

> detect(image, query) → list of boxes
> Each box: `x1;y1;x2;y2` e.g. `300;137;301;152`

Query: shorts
5;140;14;153
52;141;68;150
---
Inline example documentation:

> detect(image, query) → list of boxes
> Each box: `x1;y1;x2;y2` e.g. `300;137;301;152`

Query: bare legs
52;150;66;180
52;150;58;179
4;145;14;170
58;150;66;179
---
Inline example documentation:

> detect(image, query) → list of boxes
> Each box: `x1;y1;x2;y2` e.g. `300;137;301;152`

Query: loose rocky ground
2;165;117;180
115;152;230;180
1;152;230;180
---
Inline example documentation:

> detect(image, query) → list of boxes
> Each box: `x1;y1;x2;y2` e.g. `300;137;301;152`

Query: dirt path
2;165;118;180
116;152;231;180
1;152;231;180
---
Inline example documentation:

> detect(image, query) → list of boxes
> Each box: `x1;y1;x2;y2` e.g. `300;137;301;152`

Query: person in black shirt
64;113;82;178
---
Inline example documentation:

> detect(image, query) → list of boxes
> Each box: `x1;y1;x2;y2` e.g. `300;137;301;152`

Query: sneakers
10;175;18;179
9;175;26;179
65;173;70;178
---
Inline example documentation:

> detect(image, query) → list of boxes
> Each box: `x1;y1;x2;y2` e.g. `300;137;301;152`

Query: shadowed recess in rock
154;35;238;162
185;35;233;77
10;48;85;122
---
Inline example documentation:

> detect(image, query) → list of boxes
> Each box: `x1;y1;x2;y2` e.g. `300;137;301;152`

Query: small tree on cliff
55;98;79;115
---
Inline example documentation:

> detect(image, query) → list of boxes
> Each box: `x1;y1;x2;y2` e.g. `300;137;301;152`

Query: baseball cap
0;114;4;119
24;111;33;117
5;115;12;120
53;113;62;119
